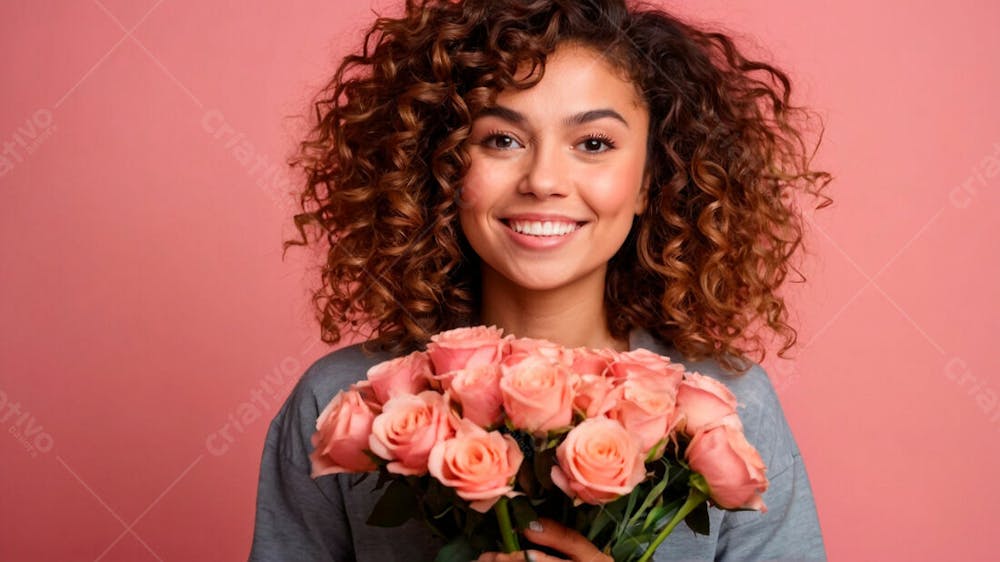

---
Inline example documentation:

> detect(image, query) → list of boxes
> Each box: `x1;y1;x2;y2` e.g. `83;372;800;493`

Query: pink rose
449;364;504;427
686;424;768;512
568;348;619;417
366;351;433;404
611;348;679;373
429;370;458;392
570;347;618;376
309;389;378;477
550;417;647;505
607;365;682;457
499;353;574;433
572;373;618;418
426;326;507;375
368;391;456;475
427;419;524;513
674;371;742;436
508;337;571;364
347;379;379;406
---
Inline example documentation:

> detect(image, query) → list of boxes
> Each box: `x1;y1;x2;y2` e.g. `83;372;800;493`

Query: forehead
496;43;647;115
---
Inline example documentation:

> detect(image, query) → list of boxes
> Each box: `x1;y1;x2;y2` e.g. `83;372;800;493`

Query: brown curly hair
284;0;833;374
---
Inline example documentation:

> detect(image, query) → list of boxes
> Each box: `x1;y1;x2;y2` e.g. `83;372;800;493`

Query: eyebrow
476;105;630;129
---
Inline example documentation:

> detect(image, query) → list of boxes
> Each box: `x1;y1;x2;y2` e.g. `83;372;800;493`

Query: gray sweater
249;329;826;561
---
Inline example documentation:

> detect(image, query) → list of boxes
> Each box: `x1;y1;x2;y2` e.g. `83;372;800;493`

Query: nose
518;140;569;199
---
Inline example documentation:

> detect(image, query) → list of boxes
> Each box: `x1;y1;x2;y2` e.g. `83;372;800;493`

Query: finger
476;550;564;562
521;550;564;562
523;551;564;562
522;518;612;562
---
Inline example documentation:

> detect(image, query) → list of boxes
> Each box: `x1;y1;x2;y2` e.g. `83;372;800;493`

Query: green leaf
547;425;573;437
517;459;537;496
366;478;418;527
434;536;477;562
533;449;556;490
644;496;683;533
644;437;668;463
689;473;710;497
666;464;690;488
684;501;710;536
626;475;671;530
462;507;487;536
586;497;627;542
347;471;371;489
586;509;611;542
611;536;644;562
430;504;453;520
510;496;539;531
573;504;601;536
373;466;395;490
422;477;458;519
641;504;672;533
616;483;640;537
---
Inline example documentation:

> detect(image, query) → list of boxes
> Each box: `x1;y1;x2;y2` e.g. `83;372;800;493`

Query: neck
477;266;629;352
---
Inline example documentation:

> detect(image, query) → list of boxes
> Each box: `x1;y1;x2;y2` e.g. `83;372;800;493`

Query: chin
499;266;605;295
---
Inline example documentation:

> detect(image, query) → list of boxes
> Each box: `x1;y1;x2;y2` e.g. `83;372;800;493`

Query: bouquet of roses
309;326;768;561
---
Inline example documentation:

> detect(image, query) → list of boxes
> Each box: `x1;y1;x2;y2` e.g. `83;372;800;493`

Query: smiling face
459;42;650;299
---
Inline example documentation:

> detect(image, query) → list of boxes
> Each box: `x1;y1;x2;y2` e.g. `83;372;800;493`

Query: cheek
458;174;485;214
587;156;647;214
457;166;487;240
457;162;499;230
589;178;644;216
459;156;511;210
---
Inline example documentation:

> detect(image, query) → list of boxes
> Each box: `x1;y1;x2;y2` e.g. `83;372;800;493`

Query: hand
475;518;613;562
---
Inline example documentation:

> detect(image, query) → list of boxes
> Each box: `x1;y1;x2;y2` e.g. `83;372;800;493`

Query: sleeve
713;366;826;561
249;344;443;561
248;386;356;561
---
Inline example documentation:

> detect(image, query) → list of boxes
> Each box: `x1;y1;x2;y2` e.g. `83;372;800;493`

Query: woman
250;0;831;560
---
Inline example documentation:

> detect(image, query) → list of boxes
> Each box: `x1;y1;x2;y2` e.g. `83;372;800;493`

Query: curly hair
284;0;833;374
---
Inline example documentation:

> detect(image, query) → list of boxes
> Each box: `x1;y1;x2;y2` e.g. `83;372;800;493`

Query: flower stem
636;488;709;562
494;497;521;553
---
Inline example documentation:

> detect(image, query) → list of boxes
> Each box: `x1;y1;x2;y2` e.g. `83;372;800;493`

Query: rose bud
309;389;378;477
426;325;508;374
366;351;433;404
686;424;768;512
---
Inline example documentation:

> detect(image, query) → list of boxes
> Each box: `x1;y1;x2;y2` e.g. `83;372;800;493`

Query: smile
505;220;582;237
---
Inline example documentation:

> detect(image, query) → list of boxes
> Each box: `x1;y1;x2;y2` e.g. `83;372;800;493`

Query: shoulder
685;360;799;474
296;341;394;406
630;328;799;472
632;330;826;557
269;341;394;464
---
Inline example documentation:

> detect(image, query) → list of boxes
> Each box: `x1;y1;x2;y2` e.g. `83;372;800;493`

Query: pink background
2;1;999;560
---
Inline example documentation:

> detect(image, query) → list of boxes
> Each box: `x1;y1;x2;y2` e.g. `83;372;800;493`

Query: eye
576;134;616;154
480;131;524;150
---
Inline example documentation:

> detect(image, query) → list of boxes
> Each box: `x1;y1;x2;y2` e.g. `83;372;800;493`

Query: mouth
501;218;586;237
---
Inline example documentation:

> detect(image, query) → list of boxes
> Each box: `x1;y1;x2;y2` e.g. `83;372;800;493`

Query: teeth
508;220;580;236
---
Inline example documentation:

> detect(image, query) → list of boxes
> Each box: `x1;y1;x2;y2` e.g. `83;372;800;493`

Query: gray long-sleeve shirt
249;328;826;561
